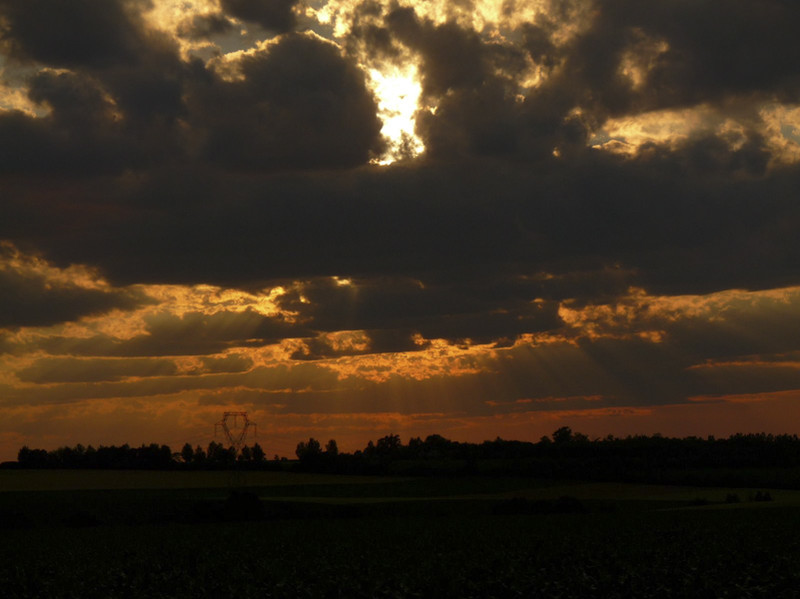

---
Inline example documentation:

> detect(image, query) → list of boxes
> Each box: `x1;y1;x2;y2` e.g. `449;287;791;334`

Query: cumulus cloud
0;3;383;177
193;32;385;169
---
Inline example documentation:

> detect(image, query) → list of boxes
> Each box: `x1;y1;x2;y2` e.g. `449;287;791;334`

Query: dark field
2;471;800;598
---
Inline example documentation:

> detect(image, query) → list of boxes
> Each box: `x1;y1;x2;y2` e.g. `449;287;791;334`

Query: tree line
15;441;268;470
294;428;800;479
14;428;800;484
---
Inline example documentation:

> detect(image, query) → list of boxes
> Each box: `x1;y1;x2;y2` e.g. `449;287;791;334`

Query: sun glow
368;65;426;165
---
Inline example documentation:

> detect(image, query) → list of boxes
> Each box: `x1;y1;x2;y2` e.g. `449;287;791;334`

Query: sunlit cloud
307;0;554;40
595;106;728;153
558;285;800;342
0;81;39;115
759;103;800;165
144;0;223;32
1;241;112;291
595;102;800;166
142;0;226;58
328;336;488;383
618;32;669;92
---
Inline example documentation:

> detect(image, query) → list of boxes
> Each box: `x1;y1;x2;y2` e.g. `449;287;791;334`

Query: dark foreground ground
1;471;799;598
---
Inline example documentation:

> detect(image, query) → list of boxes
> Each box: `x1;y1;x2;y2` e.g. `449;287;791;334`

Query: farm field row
0;468;377;492
2;470;799;596
2;469;797;506
3;499;800;597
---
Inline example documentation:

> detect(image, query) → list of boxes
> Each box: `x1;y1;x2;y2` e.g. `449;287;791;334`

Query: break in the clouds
1;0;800;458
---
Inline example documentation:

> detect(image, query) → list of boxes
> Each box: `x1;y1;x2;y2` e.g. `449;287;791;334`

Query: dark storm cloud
278;276;563;346
0;70;144;175
15;352;254;382
0;250;150;330
1;0;800;349
199;353;254;374
7;287;800;410
0;0;191;173
189;33;385;169
488;333;800;409
567;0;800;135
689;362;800;398
102;309;310;357
2;309;309;358
594;290;800;364
567;0;800;119
2;0;190;140
363;328;426;354
1;359;343;406
289;335;366;361
5;153;800;306
668;305;800;362
0;0;147;68
0;2;382;174
370;0;800;161
386;8;495;96
177;13;234;40
284;327;426;360
384;7;531;158
195;336;731;416
220;0;299;33
16;357;177;383
596;0;800;108
375;4;592;159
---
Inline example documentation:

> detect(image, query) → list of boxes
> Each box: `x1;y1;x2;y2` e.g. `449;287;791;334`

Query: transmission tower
214;411;257;453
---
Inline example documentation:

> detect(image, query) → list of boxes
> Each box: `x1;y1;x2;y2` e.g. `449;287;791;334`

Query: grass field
0;468;390;492
1;470;799;597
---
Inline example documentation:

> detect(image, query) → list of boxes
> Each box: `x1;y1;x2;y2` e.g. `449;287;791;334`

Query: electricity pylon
214;411;257;453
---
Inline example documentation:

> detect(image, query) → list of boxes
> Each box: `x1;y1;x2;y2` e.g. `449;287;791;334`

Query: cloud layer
2;0;800;457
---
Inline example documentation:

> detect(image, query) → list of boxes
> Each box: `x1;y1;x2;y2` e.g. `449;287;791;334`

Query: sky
1;0;800;460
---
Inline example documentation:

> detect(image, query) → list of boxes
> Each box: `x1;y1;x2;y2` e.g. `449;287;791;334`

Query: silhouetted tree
407;436;423;458
17;446;49;468
296;438;324;469
251;443;266;463
376;434;402;456
422;434;453;458
208;441;235;466
364;440;376;457
134;443;173;468
325;439;339;457
552;426;573;445
181;443;195;464
84;445;97;467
